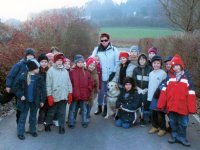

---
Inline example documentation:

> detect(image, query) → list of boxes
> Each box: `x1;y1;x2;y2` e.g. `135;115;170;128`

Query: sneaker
168;137;176;144
157;130;166;136
17;134;25;140
140;120;146;127
82;124;88;128
31;132;38;137
68;125;75;129
178;139;191;147
38;124;45;132
44;124;51;132
148;127;159;134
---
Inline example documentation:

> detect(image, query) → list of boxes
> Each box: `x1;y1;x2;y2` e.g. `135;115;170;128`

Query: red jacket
70;67;92;101
157;73;196;115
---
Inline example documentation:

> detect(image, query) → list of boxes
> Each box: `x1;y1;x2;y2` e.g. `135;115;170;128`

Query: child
115;77;140;128
15;59;45;140
147;47;157;67
63;57;71;71
164;56;173;76
132;53;153;126
68;55;92;128
157;54;196;147
46;53;54;67
129;45;140;66
112;51;136;89
37;54;49;132
86;57;99;118
147;55;167;136
45;53;72;134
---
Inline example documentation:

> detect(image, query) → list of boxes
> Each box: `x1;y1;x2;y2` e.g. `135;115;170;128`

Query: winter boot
94;105;102;115
148;127;159;134
102;105;107;117
44;124;51;132
59;126;65;134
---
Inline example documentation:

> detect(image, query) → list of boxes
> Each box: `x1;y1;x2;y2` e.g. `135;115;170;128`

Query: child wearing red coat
157;54;196;147
68;55;93;128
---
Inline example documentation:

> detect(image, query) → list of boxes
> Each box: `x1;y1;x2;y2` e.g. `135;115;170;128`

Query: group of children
4;43;197;147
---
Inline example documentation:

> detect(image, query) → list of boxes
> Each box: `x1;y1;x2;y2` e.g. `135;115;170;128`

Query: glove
141;88;148;95
47;95;54;107
137;89;143;94
67;93;73;104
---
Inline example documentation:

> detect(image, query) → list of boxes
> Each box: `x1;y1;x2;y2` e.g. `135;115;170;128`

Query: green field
100;27;179;39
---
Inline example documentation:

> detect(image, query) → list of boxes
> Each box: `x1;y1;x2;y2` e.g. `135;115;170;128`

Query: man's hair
100;33;110;40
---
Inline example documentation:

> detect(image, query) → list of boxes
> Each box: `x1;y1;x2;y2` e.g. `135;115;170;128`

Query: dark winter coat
70;66;93;101
14;72;46;111
6;59;28;93
116;89;140;122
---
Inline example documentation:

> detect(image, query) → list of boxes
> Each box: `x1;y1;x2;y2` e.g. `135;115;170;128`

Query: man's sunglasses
101;39;108;42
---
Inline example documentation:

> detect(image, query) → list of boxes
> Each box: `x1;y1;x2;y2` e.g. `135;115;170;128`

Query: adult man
91;33;119;117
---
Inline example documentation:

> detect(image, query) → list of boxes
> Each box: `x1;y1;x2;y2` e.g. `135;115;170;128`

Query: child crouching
15;59;45;140
115;77;140;128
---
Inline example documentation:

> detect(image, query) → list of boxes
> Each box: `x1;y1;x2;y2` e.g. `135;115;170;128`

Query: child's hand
21;96;26;101
40;103;44;108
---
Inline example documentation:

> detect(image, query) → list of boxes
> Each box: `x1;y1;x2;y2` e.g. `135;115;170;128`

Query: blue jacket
92;43;119;81
6;59;28;93
14;72;46;111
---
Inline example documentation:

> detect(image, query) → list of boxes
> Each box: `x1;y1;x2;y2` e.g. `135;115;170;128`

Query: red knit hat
148;47;158;54
54;53;65;63
170;54;184;69
119;51;129;59
86;57;97;68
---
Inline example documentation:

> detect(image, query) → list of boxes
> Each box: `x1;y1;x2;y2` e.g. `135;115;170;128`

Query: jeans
68;101;88;126
115;119;131;129
97;81;107;105
17;102;38;135
46;100;67;127
168;112;189;141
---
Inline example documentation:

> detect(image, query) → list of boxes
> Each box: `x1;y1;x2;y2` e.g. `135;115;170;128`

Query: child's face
173;65;182;73
55;59;63;68
77;61;84;68
40;60;48;69
88;63;96;71
125;83;132;91
32;68;39;74
120;57;128;64
139;57;146;66
152;60;161;70
165;61;171;71
149;52;156;60
64;61;71;69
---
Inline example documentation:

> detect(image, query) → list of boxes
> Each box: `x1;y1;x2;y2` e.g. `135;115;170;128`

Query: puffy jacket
116;89;140;122
14;73;46;111
6;59;28;93
157;71;196;115
70;66;92;101
91;43;119;81
46;65;72;102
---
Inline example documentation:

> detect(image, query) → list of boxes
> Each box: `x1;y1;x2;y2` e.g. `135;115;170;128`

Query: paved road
0;105;200;150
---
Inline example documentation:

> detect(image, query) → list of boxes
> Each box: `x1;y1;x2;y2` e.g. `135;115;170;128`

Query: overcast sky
0;0;126;21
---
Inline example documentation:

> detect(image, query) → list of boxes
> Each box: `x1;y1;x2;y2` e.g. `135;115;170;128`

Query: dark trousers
46;100;67;128
37;101;48;124
17;102;38;135
168;112;189;141
152;110;166;130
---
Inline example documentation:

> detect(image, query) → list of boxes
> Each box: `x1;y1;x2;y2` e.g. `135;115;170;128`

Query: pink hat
148;47;158;54
63;58;71;63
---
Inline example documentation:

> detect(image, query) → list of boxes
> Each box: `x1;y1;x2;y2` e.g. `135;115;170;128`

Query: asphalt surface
0;104;200;150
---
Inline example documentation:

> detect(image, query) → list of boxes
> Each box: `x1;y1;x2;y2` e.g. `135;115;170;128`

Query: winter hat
63;57;71;64
129;45;139;53
54;53;65;63
25;48;36;57
164;56;173;63
170;54;184;69
151;55;162;65
74;54;85;64
119;51;129;59
38;53;49;62
86;57;97;67
137;53;148;66
26;59;40;71
148;47;158;54
50;46;59;53
123;77;135;87
46;53;54;61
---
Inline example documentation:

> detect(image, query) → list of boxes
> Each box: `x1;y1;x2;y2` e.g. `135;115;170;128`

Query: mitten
47;95;54;107
67;93;73;104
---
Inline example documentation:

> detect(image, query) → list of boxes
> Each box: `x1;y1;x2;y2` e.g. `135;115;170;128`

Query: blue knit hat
74;55;84;64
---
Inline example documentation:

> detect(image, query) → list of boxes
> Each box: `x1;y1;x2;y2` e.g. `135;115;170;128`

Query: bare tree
158;0;200;32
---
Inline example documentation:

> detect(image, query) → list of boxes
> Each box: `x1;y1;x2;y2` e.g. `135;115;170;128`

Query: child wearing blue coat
15;59;46;140
115;77;140;128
